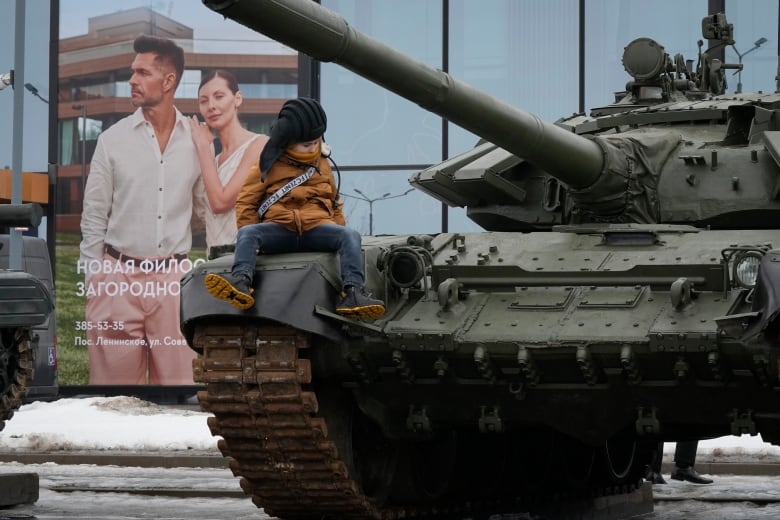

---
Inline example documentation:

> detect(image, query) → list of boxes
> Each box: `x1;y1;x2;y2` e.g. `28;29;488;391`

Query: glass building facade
7;0;778;235
316;0;779;236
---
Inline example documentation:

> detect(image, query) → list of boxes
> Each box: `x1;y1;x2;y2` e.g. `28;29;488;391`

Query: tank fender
0;271;54;327
180;253;345;345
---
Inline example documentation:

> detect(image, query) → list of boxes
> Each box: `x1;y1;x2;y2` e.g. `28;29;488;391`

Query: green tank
181;2;780;518
0;203;54;432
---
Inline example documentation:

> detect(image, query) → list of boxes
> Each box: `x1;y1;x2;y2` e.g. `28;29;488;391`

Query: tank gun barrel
203;0;604;189
0;203;43;228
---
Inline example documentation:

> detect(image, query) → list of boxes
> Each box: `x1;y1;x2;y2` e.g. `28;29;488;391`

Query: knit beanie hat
259;97;327;179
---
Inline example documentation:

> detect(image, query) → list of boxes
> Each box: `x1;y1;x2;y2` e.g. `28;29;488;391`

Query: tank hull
182;227;780;517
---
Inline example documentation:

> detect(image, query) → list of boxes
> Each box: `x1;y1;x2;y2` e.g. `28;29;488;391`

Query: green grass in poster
55;232;89;384
54;233;207;385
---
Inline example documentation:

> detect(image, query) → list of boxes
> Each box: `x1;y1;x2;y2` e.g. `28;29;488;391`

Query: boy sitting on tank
204;97;385;320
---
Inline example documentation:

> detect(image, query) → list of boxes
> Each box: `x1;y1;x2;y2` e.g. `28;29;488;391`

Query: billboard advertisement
56;0;297;385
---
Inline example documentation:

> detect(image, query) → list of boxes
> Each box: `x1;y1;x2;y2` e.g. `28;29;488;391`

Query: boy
204;97;385;320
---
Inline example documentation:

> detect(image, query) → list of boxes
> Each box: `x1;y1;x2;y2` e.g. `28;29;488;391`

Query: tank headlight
387;250;425;289
732;252;763;288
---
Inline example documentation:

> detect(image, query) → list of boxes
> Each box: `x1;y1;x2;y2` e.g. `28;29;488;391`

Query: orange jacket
235;152;345;233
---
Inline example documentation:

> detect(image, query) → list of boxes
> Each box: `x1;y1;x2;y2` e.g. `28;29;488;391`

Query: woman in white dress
189;69;269;258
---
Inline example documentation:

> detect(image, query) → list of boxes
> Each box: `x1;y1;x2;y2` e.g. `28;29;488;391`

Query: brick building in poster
56;6;298;232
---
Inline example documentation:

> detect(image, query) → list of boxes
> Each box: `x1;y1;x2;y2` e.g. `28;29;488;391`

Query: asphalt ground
3;463;780;520
0;450;777;476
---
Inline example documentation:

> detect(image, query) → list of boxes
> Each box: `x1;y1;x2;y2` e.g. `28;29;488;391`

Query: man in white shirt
79;35;204;385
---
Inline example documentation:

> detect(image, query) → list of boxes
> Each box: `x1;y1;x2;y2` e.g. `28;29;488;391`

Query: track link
0;328;34;432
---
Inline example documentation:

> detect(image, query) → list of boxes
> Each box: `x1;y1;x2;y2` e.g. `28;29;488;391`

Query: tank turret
0;203;54;431
184;3;780;519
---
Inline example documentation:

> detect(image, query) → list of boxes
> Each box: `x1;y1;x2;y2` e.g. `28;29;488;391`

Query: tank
181;2;780;518
0;203;55;432
0;233;59;402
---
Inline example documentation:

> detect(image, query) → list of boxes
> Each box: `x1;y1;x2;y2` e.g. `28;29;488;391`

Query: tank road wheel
315;387;401;505
443;428;557;501
0;328;34;432
410;431;458;501
553;432;597;490
389;432;459;504
502;428;558;495
598;426;651;487
602;431;636;484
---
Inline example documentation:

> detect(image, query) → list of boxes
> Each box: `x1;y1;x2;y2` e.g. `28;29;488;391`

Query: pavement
3;452;780;519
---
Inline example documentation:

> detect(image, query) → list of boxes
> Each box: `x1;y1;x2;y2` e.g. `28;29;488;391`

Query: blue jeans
232;222;364;289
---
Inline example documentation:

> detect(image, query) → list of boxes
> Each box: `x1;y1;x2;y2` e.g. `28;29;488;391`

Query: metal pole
777;0;780;92
368;200;373;236
48;0;60;278
80;106;86;193
10;0;27;270
737;54;744;94
734;38;767;94
347;189;413;235
71;104;87;193
440;0;449;234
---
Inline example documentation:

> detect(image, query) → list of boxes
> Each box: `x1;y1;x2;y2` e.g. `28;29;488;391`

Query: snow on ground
1;396;780;463
0;396;219;452
696;434;780;464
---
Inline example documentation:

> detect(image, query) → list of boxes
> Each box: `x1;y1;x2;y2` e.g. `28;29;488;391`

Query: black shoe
205;272;254;310
670;465;713;484
644;466;667;485
336;286;385;320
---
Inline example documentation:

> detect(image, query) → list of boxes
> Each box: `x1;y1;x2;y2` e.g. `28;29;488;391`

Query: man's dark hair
133;35;185;89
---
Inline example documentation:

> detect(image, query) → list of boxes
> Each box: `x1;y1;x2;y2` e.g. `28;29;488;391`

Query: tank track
0;328;34;433
193;322;408;519
193;321;644;520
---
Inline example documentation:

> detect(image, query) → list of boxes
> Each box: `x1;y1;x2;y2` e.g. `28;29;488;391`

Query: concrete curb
660;461;780;477
0;472;38;506
0;451;227;468
2;451;777;475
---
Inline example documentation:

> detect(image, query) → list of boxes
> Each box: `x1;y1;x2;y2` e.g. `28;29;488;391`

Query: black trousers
651;440;698;472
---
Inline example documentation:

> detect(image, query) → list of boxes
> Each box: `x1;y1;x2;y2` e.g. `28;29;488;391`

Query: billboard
56;0;298;385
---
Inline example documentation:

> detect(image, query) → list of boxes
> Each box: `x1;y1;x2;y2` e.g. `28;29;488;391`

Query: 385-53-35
74;320;126;331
